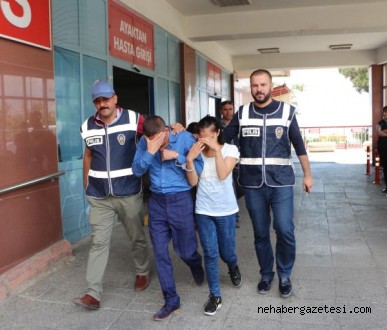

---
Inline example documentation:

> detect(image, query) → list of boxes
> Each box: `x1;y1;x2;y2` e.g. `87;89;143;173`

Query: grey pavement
1;151;387;329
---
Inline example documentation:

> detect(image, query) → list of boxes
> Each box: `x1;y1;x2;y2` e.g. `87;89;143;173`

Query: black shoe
279;277;292;298
204;294;222;316
192;266;205;286
228;265;242;287
382;188;387;193
257;278;272;294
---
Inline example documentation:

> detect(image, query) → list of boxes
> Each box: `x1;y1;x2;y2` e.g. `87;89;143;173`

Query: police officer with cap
73;80;151;309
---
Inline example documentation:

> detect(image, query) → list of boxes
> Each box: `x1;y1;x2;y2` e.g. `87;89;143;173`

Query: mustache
98;106;109;111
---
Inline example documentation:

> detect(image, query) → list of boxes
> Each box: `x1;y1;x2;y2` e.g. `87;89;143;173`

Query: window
54;47;82;162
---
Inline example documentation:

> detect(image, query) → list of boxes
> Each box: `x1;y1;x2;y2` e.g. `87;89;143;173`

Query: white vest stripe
89;168;133;179
81;128;105;139
240;104;264;128
81;120;89;135
241;104;250;120
281;103;291;126
81;123;137;139
128;110;137;124
240;103;292;127
240;158;292;166
108;123;137;134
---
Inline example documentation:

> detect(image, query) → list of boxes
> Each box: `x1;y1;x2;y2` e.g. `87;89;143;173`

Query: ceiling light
257;48;280;54
212;0;252;7
329;44;353;50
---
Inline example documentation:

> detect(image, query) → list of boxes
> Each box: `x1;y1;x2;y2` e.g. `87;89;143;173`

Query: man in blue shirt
132;115;204;321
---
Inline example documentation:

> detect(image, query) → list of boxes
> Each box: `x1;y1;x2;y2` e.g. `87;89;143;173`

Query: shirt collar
168;127;178;144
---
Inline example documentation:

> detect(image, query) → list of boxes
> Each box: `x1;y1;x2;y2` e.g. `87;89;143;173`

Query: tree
338;67;369;93
289;83;305;107
291;83;304;92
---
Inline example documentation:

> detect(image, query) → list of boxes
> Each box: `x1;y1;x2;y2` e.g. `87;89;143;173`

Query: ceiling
165;0;387;75
167;0;382;15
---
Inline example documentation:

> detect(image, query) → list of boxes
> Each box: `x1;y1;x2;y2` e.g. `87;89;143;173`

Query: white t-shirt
195;143;239;216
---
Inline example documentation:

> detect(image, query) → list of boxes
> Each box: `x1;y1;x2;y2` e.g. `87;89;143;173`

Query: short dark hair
187;122;199;134
220;100;233;109
383;106;387;112
197;115;224;145
250;69;272;82
143;115;166;137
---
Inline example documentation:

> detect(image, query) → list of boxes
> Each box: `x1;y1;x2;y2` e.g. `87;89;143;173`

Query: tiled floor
1;152;386;329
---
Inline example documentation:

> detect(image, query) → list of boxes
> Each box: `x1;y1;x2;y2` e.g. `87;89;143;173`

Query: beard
252;91;271;105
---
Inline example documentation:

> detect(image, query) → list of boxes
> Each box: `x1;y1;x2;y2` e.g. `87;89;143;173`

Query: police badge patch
117;133;126;145
275;127;283;139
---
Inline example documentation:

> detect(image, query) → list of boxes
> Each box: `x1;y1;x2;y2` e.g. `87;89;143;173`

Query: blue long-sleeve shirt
132;129;203;194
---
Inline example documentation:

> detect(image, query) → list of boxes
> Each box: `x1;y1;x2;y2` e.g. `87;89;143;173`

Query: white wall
376;46;387;65
184;3;387;42
233;50;376;73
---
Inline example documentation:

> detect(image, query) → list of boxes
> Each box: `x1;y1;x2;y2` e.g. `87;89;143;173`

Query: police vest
238;102;296;188
80;108;141;198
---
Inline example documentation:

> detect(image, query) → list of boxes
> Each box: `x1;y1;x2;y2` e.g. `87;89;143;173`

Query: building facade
0;0;231;275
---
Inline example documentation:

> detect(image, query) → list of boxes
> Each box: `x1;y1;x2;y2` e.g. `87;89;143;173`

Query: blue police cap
91;81;115;101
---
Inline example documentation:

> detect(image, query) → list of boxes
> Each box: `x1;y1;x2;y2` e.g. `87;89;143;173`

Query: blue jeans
196;213;237;297
244;185;295;280
148;190;202;308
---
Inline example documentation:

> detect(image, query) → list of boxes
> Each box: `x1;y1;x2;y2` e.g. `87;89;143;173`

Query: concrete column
370;65;383;164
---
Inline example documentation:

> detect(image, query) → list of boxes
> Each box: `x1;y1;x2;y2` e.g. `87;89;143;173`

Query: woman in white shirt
186;116;242;316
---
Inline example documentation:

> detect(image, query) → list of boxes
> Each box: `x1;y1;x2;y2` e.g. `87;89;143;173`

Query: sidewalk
1;154;387;329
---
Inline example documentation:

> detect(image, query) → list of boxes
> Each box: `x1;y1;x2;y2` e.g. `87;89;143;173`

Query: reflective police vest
238;102;296;188
80;108;141;198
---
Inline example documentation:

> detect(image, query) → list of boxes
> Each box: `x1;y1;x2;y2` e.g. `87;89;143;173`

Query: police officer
377;106;387;193
223;69;313;298
220;100;243;227
74;81;150;309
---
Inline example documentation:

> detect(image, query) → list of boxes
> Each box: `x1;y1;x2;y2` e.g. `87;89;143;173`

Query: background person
220;100;235;128
220;100;243;227
187;121;199;140
132;115;204;321
186;115;242;316
223;69;313;298
74;81;150;310
377;106;387;193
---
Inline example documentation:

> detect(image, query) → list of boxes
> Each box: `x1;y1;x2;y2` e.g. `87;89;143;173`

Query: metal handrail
0;171;65;195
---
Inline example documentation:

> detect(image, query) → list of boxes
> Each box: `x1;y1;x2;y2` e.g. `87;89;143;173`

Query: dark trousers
148;190;202;307
379;147;387;186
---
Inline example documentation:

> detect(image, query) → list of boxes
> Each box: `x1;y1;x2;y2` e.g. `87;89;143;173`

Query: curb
0;240;72;302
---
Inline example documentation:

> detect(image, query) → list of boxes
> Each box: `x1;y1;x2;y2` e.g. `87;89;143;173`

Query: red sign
109;0;154;70
0;0;51;50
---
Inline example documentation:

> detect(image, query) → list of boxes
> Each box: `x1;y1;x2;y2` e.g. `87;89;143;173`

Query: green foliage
338;67;369;93
291;83;304;92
